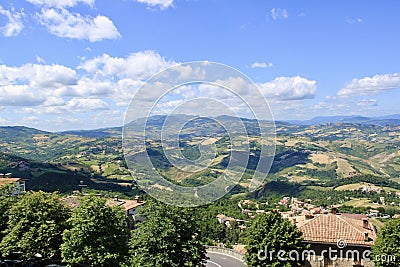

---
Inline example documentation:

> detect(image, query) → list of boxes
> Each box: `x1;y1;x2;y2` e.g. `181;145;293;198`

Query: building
216;214;236;227
106;196;145;228
298;213;377;267
0;173;26;195
63;195;145;228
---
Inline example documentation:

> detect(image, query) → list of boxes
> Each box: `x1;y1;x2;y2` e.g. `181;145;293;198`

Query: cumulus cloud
0;63;77;107
60;78;115;97
0;5;24;37
135;0;174;9
0;50;174;113
65;97;109;112
0;63;77;89
338;73;400;96
26;0;94;8
37;8;120;42
251;62;273;68
0;85;46;106
79;50;175;79
270;8;288;20
258;76;316;100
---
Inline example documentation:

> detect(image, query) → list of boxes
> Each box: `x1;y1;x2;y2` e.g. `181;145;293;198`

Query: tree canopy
0;191;69;260
372;218;400;267
129;200;207;267
244;211;307;267
0;184;18;241
61;196;130;267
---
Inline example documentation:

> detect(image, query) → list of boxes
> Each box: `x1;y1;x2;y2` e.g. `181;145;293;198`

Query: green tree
0;184;18;241
372;218;400;267
61;196;129;267
244;211;307;267
0;191;69;260
129;200;207;267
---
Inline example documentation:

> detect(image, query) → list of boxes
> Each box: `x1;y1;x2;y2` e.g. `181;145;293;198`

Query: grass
335;183;366;191
343;198;379;208
307;185;333;191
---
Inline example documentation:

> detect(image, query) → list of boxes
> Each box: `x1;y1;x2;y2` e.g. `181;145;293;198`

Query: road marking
207;260;222;267
206;251;245;263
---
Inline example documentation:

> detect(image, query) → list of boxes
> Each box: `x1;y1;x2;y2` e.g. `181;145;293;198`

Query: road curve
206;252;247;267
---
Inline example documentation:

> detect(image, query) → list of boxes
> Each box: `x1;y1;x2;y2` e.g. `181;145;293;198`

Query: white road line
206;251;245;263
207;260;222;267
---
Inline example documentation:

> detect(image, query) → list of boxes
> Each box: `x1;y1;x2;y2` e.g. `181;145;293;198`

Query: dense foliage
61;196;130;267
0;185;17;241
0;191;69;260
129;200;207;267
372;218;400;267
244;211;307;267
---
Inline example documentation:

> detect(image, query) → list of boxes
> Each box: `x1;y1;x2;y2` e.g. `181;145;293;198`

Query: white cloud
28;98;110;114
357;99;378;107
65;97;109;112
114;78;144;106
174;64;206;80
338;73;400;96
346;17;363;24
26;0;94;8
251;62;273;68
36;55;46;64
0;51;173;110
0;63;77;88
135;0;174;9
0;85;46;106
258;76;316;100
0;63;77;107
271;8;288;20
0;5;24;37
37;8;120;42
23;63;78;88
61;78;115;97
19;116;40;126
79;50;174;79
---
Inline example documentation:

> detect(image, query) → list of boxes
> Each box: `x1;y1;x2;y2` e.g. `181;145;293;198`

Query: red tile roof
299;213;376;247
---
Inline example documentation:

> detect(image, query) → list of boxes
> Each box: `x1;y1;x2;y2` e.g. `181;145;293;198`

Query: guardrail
206;246;245;261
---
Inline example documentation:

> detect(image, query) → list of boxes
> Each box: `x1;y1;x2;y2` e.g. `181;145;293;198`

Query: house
279;196;290;207
216;214;236;227
0;173;26;195
106;196;145;228
63;195;145;229
298;213;376;267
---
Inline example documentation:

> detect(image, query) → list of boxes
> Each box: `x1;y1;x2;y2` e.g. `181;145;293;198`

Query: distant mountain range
284;114;400;126
1;114;400;140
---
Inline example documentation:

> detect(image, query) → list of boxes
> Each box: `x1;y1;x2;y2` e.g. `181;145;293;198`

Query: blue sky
0;0;400;131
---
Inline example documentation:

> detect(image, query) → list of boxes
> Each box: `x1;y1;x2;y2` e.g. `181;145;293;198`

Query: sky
0;0;400;131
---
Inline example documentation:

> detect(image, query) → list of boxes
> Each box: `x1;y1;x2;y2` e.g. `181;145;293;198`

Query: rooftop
298;213;377;247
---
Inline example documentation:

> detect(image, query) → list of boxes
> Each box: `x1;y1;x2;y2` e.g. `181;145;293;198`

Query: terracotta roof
0;178;24;186
299;213;376;247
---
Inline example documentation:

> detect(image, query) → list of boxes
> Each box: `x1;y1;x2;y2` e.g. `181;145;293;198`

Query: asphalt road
206;252;247;267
